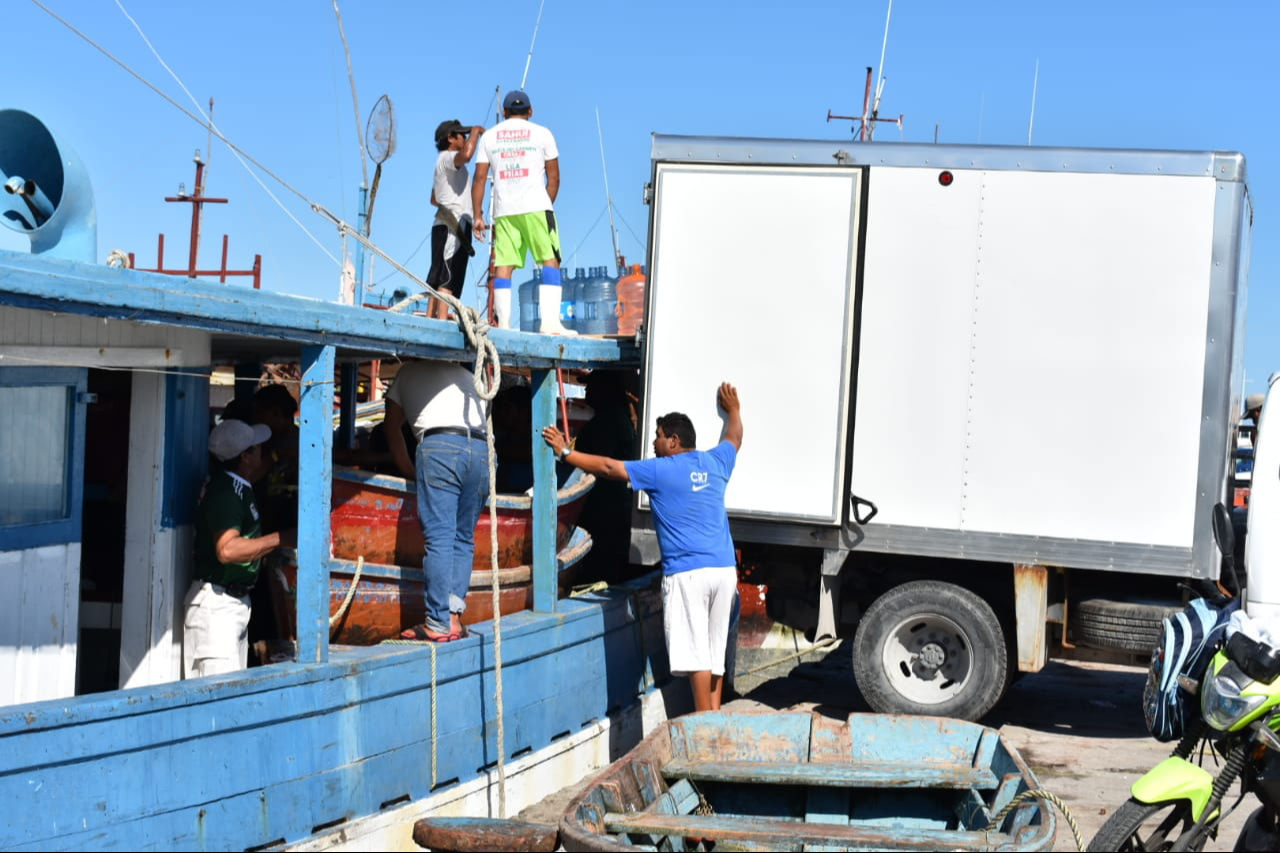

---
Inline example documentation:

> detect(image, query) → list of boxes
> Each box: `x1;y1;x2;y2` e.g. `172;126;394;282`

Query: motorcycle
1087;505;1280;852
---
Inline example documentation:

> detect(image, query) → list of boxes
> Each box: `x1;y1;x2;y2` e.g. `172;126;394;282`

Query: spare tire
1073;598;1182;653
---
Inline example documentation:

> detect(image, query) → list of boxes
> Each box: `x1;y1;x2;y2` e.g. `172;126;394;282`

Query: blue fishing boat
559;710;1056;852
0;108;672;850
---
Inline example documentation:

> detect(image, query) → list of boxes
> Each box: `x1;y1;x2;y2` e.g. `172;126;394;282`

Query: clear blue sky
5;0;1277;393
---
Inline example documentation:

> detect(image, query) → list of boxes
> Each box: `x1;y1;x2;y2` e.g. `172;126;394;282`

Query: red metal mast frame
129;149;263;288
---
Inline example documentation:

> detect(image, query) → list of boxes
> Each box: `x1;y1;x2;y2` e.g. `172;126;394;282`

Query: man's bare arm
471;162;490;240
718;382;743;450
542;425;630;482
545;158;560;204
384;399;415;480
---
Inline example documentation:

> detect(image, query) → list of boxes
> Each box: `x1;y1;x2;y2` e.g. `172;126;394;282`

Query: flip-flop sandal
400;624;460;642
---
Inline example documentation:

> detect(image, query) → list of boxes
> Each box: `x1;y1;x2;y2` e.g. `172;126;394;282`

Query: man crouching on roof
185;419;294;678
543;383;743;711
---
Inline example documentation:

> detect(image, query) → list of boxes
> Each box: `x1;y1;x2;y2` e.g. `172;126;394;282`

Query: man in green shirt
184;418;293;678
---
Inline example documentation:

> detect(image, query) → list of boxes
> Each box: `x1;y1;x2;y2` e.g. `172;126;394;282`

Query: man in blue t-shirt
543;382;743;711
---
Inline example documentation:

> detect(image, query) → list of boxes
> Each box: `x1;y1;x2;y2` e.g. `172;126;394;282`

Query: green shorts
493;211;561;269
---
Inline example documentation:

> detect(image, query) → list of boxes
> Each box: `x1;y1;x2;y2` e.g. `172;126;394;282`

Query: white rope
389;283;508;815
106;249;131;268
329;555;363;629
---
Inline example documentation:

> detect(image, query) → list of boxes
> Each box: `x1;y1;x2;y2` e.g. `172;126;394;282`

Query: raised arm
453;126;483;168
718;382;742;450
384;399;415;481
542;425;630;482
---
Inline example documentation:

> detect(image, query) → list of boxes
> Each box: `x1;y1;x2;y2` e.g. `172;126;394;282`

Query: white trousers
182;580;251;678
661;566;738;677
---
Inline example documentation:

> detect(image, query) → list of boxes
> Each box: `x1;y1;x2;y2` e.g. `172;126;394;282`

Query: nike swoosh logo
692;483;710;492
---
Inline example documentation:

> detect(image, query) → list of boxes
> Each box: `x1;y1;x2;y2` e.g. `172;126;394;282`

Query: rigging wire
105;0;339;266
611;206;647;255
332;0;368;188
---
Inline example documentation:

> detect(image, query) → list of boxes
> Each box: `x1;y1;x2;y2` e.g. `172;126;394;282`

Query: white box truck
630;134;1252;721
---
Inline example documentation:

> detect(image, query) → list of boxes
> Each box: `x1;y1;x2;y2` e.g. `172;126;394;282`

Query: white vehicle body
1246;376;1280;620
632;135;1252;720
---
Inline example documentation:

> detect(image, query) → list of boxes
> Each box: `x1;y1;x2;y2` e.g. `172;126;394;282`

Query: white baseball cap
208;419;272;462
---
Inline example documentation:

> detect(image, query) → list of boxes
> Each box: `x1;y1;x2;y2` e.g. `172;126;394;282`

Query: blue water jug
573;267;593;331
517;268;541;332
561;267;585;330
582;268;619;335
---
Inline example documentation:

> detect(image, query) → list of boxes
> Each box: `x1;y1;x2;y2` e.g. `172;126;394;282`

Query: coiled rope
388;284;510;816
987;788;1086;852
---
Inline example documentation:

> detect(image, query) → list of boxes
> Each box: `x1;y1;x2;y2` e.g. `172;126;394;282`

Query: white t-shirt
433;149;471;228
476;117;558;218
385;361;486;440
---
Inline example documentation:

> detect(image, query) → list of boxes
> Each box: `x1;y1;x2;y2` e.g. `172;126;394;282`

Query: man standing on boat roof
471;89;573;334
384;359;491;642
427;119;483;321
184;419;294;678
543;382;743;711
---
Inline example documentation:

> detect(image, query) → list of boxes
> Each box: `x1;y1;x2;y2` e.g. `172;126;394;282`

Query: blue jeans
416;433;490;632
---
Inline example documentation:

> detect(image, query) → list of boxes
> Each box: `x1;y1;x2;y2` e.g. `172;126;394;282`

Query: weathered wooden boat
331;465;594;569
560;710;1056;852
268;527;594;644
0;108;665;851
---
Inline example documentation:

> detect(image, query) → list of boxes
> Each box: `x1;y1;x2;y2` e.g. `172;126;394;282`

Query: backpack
1143;595;1240;742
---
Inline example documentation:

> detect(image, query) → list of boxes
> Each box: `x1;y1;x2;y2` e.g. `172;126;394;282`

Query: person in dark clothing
573;371;639;583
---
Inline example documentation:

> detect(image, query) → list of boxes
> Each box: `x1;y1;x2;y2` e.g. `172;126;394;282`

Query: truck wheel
1074;598;1181;654
852;581;1008;721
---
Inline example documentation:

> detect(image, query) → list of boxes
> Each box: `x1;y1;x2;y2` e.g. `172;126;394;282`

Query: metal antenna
1027;59;1039;146
520;0;547;89
596;107;623;273
869;0;894;136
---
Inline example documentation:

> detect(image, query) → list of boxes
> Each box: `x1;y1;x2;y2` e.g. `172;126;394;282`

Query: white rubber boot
537;285;576;335
493;288;513;330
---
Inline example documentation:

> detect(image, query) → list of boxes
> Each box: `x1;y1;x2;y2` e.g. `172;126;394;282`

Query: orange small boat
330;465;594;568
266;466;596;644
267;528;593;645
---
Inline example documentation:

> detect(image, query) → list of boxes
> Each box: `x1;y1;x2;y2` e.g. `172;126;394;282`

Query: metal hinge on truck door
850;493;878;526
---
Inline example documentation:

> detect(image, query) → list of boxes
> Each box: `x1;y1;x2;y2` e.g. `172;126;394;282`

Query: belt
206;580;255;598
421;426;487;442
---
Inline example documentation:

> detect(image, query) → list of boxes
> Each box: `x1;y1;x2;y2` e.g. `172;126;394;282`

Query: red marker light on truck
939;171;954;186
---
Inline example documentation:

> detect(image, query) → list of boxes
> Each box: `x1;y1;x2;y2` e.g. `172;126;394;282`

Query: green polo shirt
193;469;263;587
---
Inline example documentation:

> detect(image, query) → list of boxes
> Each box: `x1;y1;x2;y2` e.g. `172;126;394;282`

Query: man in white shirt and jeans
427;119;483;321
383;360;490;642
471;89;572;334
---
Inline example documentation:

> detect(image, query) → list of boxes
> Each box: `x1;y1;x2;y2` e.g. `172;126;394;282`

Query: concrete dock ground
520;646;1253;851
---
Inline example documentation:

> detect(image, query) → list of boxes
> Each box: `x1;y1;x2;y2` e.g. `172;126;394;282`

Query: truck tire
1074;598;1181;654
852;581;1008;722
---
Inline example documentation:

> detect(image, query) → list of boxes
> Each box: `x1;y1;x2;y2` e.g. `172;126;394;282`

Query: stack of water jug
516;266;619;334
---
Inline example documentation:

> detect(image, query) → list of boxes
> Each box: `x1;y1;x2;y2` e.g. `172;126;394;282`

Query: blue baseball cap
503;90;532;111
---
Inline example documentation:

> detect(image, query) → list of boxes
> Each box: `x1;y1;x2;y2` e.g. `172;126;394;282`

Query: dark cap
434;119;466;145
502;90;532;112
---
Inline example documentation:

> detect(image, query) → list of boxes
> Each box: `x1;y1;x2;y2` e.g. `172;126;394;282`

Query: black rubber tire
1085;797;1202;852
852;581;1008;722
1075;598;1182;653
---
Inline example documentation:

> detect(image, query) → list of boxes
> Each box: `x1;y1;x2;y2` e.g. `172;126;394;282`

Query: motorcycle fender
1130;757;1215;821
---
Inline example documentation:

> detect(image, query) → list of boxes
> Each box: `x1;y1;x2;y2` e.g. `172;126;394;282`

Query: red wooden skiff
265;467;596;644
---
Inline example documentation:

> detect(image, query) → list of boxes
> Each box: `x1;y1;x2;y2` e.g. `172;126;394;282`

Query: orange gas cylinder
615;263;646;336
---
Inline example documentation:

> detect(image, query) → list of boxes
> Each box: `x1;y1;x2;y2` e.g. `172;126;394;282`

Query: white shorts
661;566;738;677
183;580;251;678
